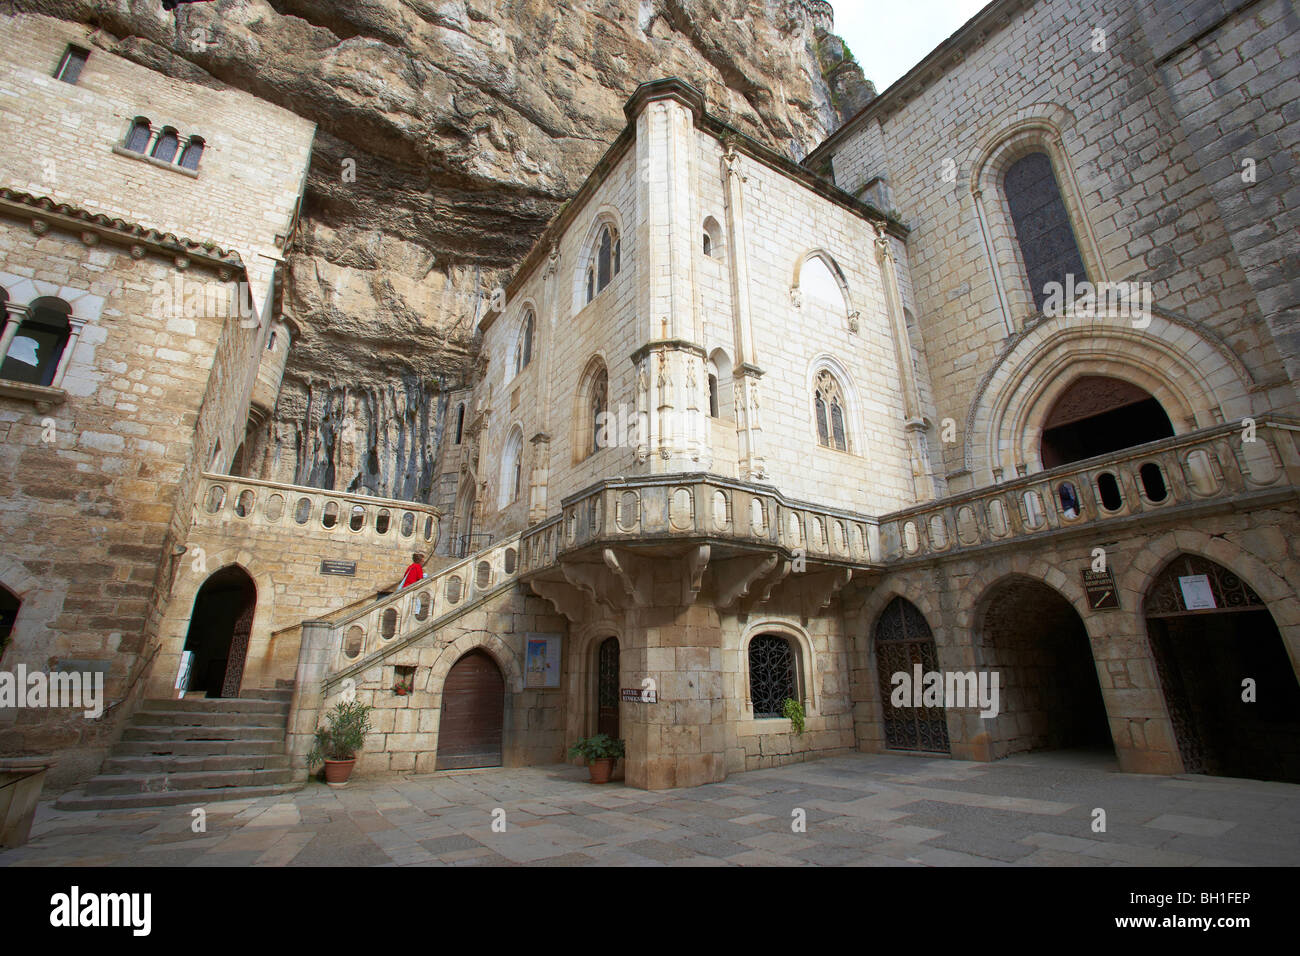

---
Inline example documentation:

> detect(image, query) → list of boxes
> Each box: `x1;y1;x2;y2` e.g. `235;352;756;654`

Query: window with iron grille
749;634;796;718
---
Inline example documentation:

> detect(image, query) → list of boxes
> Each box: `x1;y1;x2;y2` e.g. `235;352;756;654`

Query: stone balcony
877;418;1300;566
193;472;442;552
309;417;1299;684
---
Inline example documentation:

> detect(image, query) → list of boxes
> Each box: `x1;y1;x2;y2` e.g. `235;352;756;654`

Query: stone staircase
56;687;301;811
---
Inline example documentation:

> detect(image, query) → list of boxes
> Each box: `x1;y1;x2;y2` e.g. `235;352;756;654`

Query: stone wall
814;0;1300;492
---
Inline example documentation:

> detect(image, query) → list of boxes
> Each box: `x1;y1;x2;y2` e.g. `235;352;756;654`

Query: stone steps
85;766;296;795
102;753;291;774
55;687;300;811
54;783;303;812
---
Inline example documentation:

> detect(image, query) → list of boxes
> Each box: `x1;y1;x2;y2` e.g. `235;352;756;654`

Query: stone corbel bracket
602;547;653;607
715;553;788;613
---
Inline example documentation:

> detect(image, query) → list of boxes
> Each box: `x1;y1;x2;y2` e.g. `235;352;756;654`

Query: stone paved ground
4;751;1299;867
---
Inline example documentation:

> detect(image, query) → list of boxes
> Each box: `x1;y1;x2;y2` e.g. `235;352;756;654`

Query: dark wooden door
437;651;504;770
220;595;255;699
597;637;619;738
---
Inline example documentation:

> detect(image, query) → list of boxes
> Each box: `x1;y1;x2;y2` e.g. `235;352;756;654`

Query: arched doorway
873;597;950;753
1040;376;1174;468
1145;555;1300;783
979;578;1112;758
596;637;620;738
0;584;19;664
436;650;505;770
180;566;255;698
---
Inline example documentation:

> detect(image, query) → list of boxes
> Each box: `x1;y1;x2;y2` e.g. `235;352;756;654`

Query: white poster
175;650;194;697
524;633;562;689
1178;574;1216;610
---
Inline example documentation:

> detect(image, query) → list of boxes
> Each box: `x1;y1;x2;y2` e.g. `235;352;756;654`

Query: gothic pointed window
500;427;524;508
813;369;849;452
585;223;622;306
597;227;613;290
586;266;595;304
514;310;534;375
589;367;608;457
1003;151;1088;311
124;118;151;154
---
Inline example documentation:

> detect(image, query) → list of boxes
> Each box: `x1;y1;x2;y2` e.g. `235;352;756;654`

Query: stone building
2;0;1299;802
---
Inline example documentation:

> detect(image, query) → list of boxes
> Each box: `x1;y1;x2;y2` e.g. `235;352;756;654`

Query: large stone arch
147;549;276;698
1120;530;1300;672
963;311;1255;483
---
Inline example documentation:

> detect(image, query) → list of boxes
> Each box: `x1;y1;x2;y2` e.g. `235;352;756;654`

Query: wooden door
220;595;255;699
437;651;504;770
597;637;619;738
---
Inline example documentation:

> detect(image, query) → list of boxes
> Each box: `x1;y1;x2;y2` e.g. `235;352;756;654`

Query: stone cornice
0;187;244;274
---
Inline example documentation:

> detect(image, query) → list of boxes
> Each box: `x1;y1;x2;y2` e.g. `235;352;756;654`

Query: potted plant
568;734;625;784
307;699;373;787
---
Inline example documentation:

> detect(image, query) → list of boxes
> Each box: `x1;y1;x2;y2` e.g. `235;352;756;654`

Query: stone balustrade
324;531;526;683
194;472;441;551
316;419;1300;684
532;473;882;568
877;419;1300;564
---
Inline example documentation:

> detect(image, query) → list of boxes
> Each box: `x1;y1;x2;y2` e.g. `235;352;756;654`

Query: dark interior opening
1040;376;1174;469
181;566;256;698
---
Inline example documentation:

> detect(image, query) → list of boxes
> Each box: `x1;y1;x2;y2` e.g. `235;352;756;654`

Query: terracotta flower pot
588;757;615;784
323;758;356;787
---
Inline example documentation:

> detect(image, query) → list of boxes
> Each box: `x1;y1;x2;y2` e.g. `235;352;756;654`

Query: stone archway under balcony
961;311;1258;487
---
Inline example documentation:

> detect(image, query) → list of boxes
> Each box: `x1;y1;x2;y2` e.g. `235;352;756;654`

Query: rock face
15;0;870;501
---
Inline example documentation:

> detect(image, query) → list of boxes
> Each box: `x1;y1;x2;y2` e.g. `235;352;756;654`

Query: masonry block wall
0;225;252;785
816;0;1299;493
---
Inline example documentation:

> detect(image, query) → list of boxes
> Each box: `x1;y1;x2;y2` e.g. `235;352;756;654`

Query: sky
830;0;993;93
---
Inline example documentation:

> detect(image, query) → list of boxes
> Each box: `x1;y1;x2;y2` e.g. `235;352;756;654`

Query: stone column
0;302;27;365
723;142;767;481
875;227;936;502
49;317;86;389
286;619;337;777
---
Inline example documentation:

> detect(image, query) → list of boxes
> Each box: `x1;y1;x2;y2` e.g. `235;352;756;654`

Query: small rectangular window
55;45;89;84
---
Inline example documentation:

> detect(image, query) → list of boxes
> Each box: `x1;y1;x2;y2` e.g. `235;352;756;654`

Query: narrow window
454;403;465;444
152;128;179;163
515;311;534;374
597;227;612;291
589;368;608;457
512;452;523;502
586;267;594;304
1003;151;1088;311
813;369;849;452
178;136;205;171
708;373;719;418
55;45;89;84
702;232;711;257
124;118;151;154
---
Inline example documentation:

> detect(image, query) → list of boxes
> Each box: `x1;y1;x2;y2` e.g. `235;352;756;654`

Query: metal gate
874;597;951;753
597;637;619;738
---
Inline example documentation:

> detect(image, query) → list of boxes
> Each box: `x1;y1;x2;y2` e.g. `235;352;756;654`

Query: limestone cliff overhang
0;186;245;275
478;76;908;336
804;0;1037;170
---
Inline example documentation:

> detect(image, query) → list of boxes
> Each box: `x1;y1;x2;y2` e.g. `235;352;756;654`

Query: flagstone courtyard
3;752;1298;867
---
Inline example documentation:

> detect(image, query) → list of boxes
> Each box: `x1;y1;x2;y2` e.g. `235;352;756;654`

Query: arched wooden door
597;637;619;738
437;651;505;770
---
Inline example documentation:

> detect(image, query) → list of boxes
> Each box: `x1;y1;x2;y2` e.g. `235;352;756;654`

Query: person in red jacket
401;553;426;588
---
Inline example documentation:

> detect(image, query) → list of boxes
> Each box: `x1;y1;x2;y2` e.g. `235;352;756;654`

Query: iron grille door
875;598;951;754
